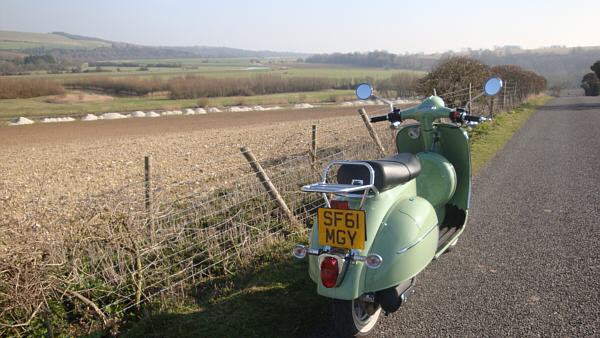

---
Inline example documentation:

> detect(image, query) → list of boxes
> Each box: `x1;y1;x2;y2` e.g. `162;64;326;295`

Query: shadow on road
541;102;600;111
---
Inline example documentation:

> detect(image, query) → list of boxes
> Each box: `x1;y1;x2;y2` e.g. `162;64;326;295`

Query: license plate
317;208;366;249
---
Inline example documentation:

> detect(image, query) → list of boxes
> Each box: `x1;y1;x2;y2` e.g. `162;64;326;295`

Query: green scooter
293;78;503;336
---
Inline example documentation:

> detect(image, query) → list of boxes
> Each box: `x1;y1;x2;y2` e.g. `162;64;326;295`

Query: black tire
332;298;381;337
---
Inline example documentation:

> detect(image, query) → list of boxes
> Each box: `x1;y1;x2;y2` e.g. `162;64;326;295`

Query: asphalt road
313;95;600;337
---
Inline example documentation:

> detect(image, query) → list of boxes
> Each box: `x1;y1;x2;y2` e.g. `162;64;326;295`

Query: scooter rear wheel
332;298;381;336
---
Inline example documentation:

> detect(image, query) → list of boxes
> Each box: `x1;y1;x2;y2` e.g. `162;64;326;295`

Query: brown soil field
0;103;398;336
0;105;394;226
0;106;364;146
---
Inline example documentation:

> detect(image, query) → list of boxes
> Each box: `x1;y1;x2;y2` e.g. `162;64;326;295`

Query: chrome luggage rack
301;161;379;208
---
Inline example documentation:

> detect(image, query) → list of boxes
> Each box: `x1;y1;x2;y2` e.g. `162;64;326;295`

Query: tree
416;56;491;106
591;60;600;80
581;72;600;96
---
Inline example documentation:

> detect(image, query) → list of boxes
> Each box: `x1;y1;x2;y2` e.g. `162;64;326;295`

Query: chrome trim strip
396;223;438;254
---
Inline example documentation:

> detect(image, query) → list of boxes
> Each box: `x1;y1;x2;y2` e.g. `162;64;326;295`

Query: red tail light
330;200;349;210
320;256;339;288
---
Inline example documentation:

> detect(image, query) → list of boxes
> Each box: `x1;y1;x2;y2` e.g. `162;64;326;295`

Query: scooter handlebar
449;110;486;124
369;115;388;123
464;114;486;123
370;110;401;124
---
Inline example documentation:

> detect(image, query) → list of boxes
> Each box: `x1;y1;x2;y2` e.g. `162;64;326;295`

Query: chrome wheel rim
351;298;381;332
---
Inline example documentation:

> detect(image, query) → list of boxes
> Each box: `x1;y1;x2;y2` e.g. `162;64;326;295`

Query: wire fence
0;83;530;336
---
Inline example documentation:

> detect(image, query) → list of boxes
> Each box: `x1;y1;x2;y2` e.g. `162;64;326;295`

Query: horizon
1;0;599;54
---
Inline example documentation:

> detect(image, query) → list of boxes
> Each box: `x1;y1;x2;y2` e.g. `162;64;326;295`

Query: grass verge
0;90;354;120
118;95;552;338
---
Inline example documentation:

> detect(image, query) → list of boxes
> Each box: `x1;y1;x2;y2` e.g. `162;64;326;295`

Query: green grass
118;96;552;338
469;95;552;173
0;89;354;119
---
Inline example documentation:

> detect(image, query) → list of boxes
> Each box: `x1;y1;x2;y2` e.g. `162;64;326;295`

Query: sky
1;0;598;54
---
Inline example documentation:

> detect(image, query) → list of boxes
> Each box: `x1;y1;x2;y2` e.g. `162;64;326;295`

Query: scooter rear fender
308;182;438;300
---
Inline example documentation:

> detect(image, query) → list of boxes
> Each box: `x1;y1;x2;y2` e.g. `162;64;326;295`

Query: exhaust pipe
376;278;416;313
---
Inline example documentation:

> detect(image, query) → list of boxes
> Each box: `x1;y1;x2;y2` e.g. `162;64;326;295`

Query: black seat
337;153;421;192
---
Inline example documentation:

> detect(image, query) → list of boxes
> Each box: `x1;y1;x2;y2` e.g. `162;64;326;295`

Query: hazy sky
1;0;598;54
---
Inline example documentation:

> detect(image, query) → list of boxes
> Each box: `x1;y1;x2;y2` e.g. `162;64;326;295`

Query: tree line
305;48;597;88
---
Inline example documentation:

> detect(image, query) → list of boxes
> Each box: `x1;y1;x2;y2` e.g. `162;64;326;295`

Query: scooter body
294;79;502;336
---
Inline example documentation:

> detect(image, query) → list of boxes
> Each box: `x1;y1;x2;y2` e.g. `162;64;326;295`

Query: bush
581;72;600;96
491;65;546;99
65;77;165;96
197;97;209;107
417;56;491;106
0;78;65;99
167;74;335;99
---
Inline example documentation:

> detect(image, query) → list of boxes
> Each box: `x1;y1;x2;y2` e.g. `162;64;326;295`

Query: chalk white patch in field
146;112;160;118
294;103;315;109
42;117;76;123
100;113;128;120
131;111;146;118
208;107;221;113
195;108;207;114
8;117;35;126
229;106;253;112
81;114;99;121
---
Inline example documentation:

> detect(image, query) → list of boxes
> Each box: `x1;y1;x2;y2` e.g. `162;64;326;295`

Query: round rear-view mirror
484;77;503;96
355;83;373;100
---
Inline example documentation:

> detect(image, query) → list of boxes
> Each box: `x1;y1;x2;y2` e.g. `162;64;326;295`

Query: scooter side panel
364;196;438;291
436;124;471;210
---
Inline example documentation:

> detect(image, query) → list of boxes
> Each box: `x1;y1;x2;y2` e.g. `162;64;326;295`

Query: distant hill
0;30;308;60
0;30;112;50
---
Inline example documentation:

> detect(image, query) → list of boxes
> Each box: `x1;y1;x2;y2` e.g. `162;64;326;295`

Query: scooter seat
337;153;421;192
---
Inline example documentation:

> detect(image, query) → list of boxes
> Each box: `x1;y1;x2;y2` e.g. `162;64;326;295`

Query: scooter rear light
320;256;339;288
330;200;349;210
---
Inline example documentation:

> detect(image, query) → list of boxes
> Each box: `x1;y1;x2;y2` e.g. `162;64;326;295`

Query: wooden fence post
468;83;472;112
240;147;303;229
311;124;317;166
144;156;156;243
502;80;507;111
358;108;386;157
144;156;152;214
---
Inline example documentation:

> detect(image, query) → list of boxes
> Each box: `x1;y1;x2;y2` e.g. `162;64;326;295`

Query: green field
8;58;423;81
